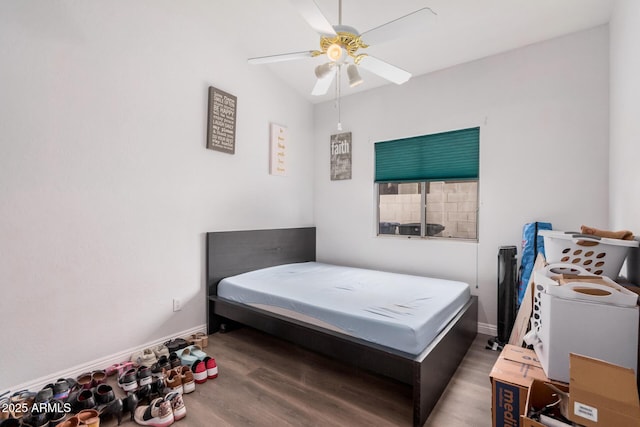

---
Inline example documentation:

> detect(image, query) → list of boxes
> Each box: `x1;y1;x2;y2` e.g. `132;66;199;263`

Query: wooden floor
101;328;499;427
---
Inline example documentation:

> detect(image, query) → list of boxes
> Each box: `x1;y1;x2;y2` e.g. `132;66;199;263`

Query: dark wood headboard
206;227;316;297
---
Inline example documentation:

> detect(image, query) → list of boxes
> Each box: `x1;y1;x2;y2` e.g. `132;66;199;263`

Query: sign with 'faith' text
330;132;352;180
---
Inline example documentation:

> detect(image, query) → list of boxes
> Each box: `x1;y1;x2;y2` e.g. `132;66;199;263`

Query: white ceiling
221;0;615;103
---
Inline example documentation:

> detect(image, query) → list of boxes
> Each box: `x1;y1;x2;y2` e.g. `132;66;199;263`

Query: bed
206;227;478;426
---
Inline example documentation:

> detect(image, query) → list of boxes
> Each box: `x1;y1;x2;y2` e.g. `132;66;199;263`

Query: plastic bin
539;230;638;279
426;223;445;236
397;223;445;236
378;222;399;235
398;223;420;236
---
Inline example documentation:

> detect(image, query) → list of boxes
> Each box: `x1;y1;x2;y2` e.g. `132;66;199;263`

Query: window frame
376;179;479;241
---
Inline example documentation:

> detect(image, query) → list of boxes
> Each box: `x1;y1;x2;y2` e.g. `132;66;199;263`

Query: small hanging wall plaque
330;132;352;180
270;123;287;176
207;86;237;154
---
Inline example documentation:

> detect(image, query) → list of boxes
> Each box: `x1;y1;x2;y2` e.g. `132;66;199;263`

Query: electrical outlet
173;298;182;312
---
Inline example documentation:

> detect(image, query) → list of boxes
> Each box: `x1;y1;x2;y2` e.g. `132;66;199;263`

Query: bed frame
206;227;477;426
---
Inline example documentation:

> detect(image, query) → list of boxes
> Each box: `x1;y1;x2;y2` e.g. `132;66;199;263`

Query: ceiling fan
248;0;437;96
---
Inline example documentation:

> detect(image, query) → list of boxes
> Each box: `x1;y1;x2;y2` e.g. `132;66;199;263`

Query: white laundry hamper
538;230;638;279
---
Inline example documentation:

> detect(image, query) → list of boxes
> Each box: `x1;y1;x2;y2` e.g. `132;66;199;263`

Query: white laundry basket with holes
538;230;638;279
526;263;639;382
528;263;590;340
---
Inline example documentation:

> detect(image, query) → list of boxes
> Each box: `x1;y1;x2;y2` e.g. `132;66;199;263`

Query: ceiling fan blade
311;70;336;96
289;0;337;37
248;50;315;65
360;7;436;46
358;56;411;85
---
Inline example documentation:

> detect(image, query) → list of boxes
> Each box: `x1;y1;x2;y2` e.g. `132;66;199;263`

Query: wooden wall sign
330;132;352;180
270;123;287;176
207;86;237;154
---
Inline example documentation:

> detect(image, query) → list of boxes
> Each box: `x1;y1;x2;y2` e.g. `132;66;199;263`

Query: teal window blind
375;127;479;182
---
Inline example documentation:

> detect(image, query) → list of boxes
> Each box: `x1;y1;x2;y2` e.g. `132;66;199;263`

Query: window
375;128;479;240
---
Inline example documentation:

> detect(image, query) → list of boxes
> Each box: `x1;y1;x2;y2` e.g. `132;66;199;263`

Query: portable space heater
488;245;518;351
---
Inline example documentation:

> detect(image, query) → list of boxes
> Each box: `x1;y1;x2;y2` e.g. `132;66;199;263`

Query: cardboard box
521;380;570;427
521;354;640;427
623;283;640;394
490;345;554;427
534;291;638;383
569;353;640;427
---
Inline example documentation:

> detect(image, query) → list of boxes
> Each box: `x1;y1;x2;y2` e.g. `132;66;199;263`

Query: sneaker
203;356;218;379
168;353;181;369
118;368;138;392
137;365;153;387
131;348;158;367
53;378;70;400
164;369;183;395
178;366;195;394
152;344;170;359
134;397;174;427
151;356;171;379
164;392;186;421
164;338;189;354
191;360;207;385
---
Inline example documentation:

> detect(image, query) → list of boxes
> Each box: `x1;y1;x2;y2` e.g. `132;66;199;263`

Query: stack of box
521;353;640;427
530;267;639;383
491;230;640;426
490;345;555;427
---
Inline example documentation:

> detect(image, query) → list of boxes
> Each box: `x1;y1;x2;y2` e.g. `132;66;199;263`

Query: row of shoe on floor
0;333;217;427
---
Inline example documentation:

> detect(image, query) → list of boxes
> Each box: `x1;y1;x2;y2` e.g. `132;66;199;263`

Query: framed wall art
270;123;287;176
206;86;237;154
330;131;352;180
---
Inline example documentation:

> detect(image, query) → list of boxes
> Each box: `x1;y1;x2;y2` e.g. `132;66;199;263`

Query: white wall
0;0;315;389
313;26;610;331
610;0;640;232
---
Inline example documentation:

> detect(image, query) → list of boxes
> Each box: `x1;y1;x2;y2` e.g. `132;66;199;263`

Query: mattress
217;262;471;355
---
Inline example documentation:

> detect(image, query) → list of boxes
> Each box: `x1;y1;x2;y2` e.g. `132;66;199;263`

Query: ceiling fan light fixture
326;43;343;62
315;62;334;79
347;64;363;87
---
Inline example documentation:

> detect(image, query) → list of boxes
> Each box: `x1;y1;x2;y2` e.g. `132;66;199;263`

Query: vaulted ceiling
218;0;615;103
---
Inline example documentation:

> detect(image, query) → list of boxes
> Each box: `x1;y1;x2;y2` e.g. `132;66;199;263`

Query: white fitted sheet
217;262;471;355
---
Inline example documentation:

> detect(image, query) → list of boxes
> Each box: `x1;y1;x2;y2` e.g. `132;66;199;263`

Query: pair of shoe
191;357;218;385
133;393;185;427
98;394;138;426
5;390;36;419
162;338;188;354
35;377;74;405
76;371;106;390
73;384;111;412
164;366;195;395
187;332;208;348
56;408;101;427
174;345;207;367
117;365;152;393
105;361;135;378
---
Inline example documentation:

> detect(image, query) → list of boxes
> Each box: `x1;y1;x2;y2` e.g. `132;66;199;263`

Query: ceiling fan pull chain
336;65;342;131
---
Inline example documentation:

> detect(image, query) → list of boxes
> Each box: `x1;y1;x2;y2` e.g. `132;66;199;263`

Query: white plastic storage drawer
533;292;638;383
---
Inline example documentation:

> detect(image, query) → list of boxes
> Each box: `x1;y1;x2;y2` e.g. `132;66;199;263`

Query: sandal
194;332;208;347
184;345;207;360
174;347;198;366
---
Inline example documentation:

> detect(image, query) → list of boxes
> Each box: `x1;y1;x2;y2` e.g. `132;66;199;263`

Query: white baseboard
478;322;497;337
1;324;207;397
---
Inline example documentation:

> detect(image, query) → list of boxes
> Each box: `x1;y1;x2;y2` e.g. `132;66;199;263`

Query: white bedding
217;262;471;355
